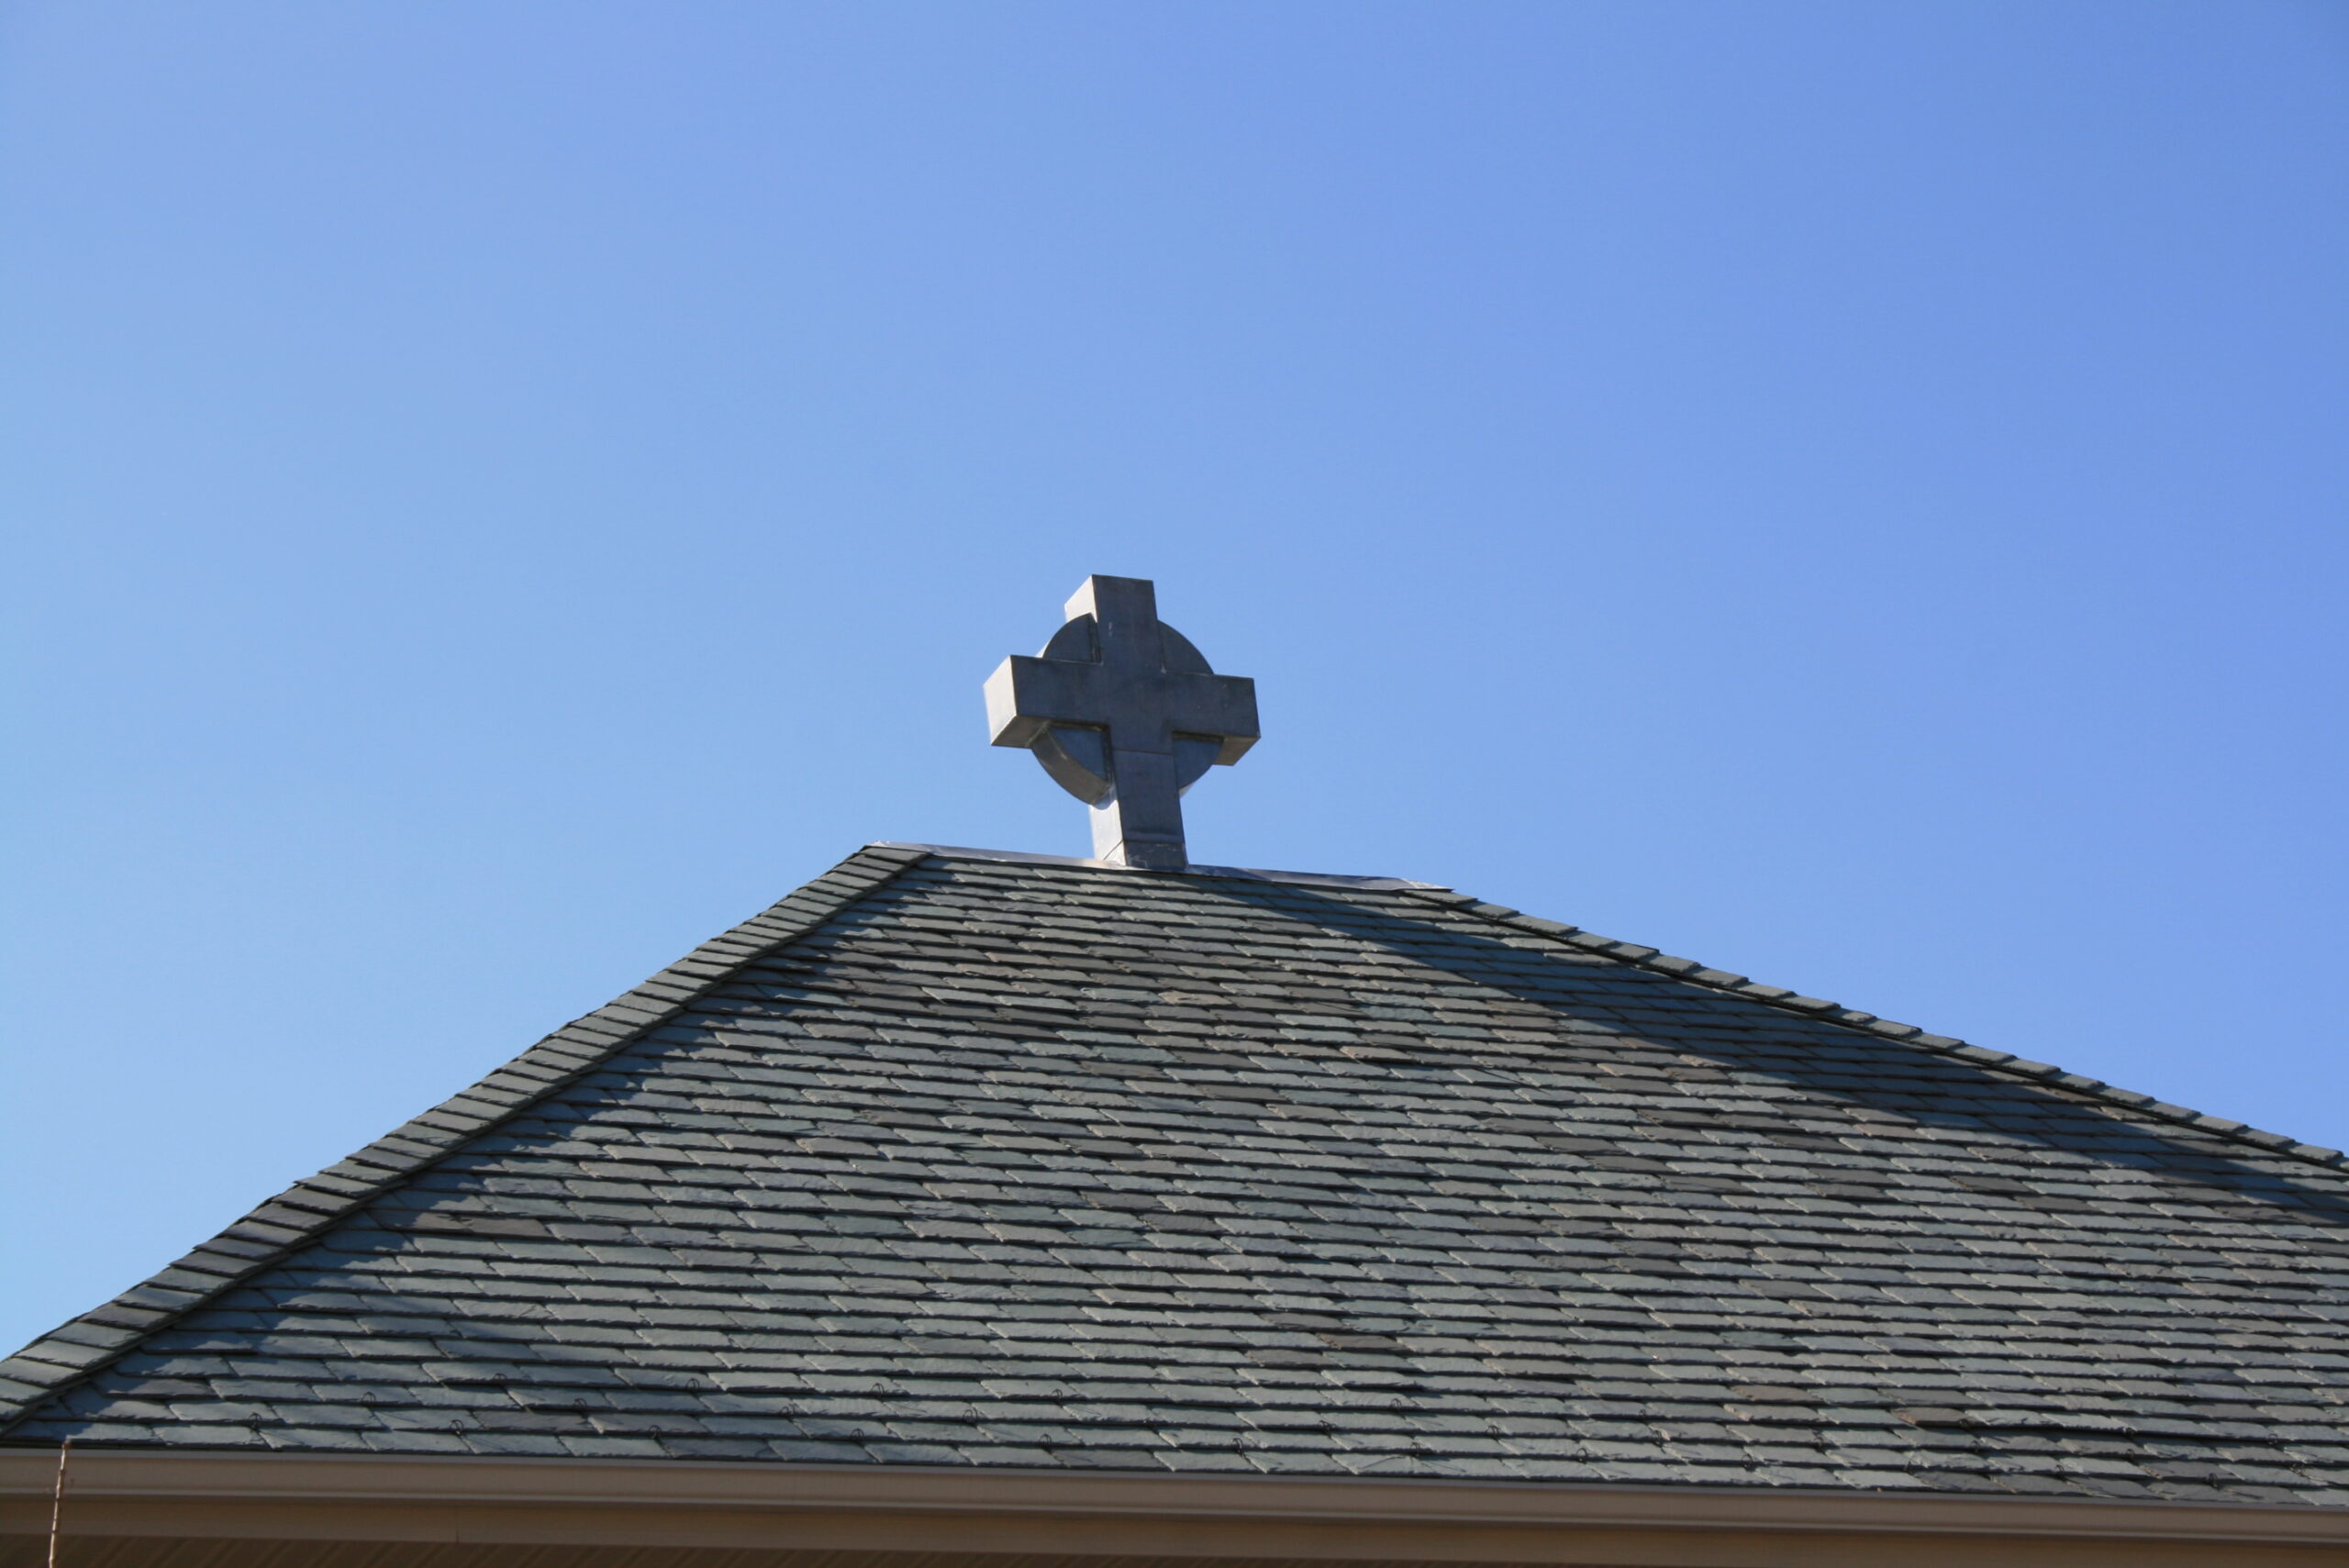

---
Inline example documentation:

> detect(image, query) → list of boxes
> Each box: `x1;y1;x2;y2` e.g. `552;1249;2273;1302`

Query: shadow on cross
1200;877;2349;1230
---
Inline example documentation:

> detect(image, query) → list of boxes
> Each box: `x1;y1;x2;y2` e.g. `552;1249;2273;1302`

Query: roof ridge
0;844;930;1436
876;841;1442;891
1407;888;2348;1173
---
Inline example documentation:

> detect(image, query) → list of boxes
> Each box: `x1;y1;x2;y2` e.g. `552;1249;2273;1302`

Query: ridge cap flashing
874;841;1444;891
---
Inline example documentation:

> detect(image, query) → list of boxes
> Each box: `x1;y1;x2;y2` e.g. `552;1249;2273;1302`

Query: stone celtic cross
985;575;1259;869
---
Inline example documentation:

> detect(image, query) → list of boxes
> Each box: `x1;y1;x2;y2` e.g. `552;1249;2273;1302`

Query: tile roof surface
6;844;2348;1507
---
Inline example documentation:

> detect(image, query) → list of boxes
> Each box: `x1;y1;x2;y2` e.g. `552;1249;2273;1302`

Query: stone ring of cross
985;576;1259;871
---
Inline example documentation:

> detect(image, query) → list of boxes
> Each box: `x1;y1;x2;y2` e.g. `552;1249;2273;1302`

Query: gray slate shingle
6;845;2348;1507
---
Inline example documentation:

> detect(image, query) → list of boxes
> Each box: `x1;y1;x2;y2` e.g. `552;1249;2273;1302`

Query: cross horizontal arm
1160;673;1260;761
984;656;1109;748
985;657;1258;758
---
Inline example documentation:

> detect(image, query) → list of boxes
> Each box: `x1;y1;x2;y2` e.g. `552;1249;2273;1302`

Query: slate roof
6;842;2349;1507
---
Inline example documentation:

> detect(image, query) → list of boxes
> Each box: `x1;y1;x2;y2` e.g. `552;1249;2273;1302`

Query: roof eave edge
0;1449;2339;1551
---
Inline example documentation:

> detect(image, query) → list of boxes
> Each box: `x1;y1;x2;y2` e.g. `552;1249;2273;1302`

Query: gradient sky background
5;2;2344;1354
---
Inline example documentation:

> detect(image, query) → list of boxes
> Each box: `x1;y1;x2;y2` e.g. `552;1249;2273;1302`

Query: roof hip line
872;840;2343;1173
1403;885;2347;1173
0;844;931;1435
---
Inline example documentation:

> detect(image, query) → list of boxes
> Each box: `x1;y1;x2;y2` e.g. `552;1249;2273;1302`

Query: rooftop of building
6;842;2345;1507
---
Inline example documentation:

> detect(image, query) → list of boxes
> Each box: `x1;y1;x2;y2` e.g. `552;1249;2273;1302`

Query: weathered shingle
5;845;2347;1507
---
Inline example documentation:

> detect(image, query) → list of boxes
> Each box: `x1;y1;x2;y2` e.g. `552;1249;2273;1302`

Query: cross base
1094;817;1189;870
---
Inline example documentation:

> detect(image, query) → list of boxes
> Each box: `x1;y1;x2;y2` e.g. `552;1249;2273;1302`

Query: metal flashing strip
876;841;1445;891
2;1449;2344;1565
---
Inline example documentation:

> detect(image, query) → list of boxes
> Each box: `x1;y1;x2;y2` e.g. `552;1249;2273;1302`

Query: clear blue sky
5;2;2343;1355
